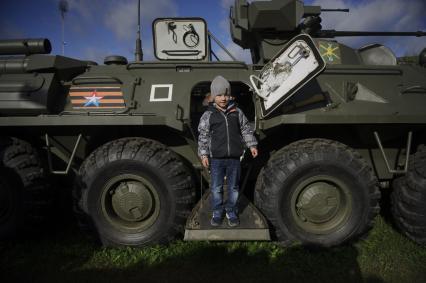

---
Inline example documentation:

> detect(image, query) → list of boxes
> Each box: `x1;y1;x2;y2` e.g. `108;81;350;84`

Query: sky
1;0;425;64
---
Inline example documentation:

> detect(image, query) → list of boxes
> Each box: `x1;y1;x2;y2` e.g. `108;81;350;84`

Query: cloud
216;0;252;63
221;0;234;9
79;34;155;63
214;42;252;63
102;0;177;61
65;0;105;22
56;0;110;41
219;17;230;35
311;0;426;55
52;0;176;61
105;0;178;41
83;46;113;63
60;0;177;43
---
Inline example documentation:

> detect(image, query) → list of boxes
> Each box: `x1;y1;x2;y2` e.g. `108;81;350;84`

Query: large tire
391;145;426;245
0;137;49;239
73;137;195;247
255;138;380;247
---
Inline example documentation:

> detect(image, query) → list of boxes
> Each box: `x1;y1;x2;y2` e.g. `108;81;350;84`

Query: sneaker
226;211;240;227
210;215;222;227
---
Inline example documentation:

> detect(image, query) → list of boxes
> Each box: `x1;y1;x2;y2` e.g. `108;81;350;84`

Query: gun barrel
0;58;29;74
321;9;349;12
317;30;426;38
0;38;52;55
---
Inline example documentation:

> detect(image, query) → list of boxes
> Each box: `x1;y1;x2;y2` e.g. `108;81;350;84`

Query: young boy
198;75;258;227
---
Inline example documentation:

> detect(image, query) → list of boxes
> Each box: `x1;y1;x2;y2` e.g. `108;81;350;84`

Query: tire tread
254;138;380;247
73;137;195;246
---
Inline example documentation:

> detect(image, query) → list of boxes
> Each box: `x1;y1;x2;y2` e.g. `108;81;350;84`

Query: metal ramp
184;193;270;241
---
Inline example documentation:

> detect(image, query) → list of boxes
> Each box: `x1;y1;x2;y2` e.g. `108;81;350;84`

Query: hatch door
250;34;326;118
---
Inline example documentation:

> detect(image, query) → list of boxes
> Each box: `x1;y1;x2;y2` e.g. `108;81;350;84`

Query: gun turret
0;38;90;115
0;38;52;55
230;0;426;64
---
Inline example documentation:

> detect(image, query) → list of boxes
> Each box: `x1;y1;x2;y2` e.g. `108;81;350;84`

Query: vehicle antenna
58;0;69;56
135;0;143;62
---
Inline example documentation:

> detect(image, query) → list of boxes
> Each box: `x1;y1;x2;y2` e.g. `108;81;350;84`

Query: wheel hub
111;181;154;222
296;181;340;223
102;173;161;231
291;175;352;234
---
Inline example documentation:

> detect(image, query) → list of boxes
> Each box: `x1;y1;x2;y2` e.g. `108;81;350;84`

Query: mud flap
184;193;270;241
250;34;326;118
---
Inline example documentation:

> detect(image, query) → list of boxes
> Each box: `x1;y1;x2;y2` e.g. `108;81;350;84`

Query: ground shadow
0;183;391;283
1;232;387;283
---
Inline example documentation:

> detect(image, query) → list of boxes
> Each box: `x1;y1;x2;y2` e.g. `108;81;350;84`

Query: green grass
1;216;425;283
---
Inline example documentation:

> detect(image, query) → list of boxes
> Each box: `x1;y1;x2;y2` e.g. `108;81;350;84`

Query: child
198;75;258;227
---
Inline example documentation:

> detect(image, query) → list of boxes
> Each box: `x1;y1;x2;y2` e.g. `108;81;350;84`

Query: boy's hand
201;156;209;168
250;147;258;158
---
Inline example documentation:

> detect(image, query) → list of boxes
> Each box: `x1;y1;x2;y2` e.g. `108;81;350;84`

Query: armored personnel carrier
1;0;426;247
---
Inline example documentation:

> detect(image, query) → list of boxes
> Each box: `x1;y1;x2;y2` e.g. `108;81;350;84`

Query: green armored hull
1;0;425;247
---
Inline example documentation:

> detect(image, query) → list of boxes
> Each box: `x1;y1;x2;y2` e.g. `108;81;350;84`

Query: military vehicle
1;0;426;247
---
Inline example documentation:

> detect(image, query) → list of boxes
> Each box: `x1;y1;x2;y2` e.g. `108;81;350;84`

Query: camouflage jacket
198;103;257;158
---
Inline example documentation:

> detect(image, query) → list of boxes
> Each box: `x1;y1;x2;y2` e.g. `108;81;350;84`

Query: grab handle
249;75;268;100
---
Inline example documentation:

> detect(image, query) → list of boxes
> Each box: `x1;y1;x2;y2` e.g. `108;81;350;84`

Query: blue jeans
210;158;241;217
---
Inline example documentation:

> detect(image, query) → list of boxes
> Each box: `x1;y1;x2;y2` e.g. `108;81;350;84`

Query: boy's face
214;94;230;109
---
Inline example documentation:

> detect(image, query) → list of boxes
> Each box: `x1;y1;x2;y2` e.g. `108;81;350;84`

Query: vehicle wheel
0;137;49;239
391;145;426;245
254;138;380;247
73;137;195;247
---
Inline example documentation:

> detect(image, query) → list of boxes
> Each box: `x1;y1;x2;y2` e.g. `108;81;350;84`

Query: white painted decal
149;84;173;102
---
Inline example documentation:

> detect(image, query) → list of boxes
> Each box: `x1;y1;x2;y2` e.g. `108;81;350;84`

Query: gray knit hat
210;75;231;98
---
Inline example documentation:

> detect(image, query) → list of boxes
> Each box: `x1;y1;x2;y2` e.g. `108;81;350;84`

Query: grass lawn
0;209;425;283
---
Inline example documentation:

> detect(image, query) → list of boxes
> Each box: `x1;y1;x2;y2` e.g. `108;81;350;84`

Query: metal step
184;193;271;241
